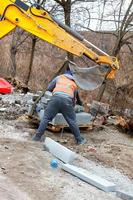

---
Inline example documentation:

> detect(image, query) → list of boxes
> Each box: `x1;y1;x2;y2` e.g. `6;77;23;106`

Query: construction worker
32;63;86;145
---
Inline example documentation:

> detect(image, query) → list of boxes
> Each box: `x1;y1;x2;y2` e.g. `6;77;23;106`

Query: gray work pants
37;95;82;142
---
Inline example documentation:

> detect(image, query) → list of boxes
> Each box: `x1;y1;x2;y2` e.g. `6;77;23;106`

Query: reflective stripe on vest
53;75;77;97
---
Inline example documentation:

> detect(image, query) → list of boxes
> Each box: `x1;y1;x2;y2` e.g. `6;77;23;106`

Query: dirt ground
44;125;133;179
71;126;133;179
0;93;133;199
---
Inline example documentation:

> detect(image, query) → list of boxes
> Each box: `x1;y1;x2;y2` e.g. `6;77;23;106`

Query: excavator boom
0;0;119;78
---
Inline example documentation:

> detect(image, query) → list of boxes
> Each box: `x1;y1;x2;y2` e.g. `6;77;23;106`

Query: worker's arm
47;77;58;92
76;91;83;106
74;90;83;106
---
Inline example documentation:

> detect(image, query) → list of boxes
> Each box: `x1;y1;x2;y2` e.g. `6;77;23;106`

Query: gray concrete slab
62;164;116;192
50;112;92;126
44;137;76;163
73;156;133;196
116;190;133;200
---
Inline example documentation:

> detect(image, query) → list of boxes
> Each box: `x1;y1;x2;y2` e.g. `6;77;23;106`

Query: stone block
50;112;92;126
44;137;76;163
116;190;133;200
62;164;116;192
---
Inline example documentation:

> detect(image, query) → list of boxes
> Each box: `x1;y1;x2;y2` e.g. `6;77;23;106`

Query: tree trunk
63;0;73;61
25;36;37;86
10;46;17;78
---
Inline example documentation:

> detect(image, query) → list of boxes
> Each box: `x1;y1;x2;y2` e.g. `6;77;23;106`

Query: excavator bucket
69;62;110;90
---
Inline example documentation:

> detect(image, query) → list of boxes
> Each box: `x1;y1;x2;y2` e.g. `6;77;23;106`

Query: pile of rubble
0;92;33;120
0;91;132;133
88;100;133;134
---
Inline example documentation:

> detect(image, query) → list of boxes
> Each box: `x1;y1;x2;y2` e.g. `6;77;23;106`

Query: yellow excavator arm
0;0;119;78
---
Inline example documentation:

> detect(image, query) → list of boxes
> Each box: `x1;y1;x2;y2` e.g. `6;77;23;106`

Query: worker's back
53;74;77;98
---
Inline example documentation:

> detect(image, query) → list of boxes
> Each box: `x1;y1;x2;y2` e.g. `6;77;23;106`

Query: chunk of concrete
62;164;116;192
116;190;133;200
50;112;92;126
44;137;76;163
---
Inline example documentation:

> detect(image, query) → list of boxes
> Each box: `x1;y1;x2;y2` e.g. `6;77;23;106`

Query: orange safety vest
53;75;77;97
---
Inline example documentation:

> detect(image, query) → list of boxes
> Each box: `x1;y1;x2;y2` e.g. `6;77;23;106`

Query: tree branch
54;0;63;6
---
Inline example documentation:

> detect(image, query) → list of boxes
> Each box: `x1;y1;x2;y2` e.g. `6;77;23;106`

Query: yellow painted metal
92;55;120;78
0;0;119;78
0;20;16;39
0;0;93;56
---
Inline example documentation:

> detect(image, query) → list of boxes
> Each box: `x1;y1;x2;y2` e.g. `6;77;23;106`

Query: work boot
77;137;87;145
32;133;42;141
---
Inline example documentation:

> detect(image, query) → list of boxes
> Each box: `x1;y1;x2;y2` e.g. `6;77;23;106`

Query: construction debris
106;116;133;133
89;100;110;116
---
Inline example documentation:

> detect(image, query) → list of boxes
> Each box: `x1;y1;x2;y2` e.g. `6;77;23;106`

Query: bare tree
47;0;96;59
112;0;133;56
24;35;37;86
10;28;30;78
10;0;45;86
67;0;133;114
77;0;133;56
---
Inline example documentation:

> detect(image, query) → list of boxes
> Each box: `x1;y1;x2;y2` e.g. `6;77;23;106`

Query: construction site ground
0;92;133;200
